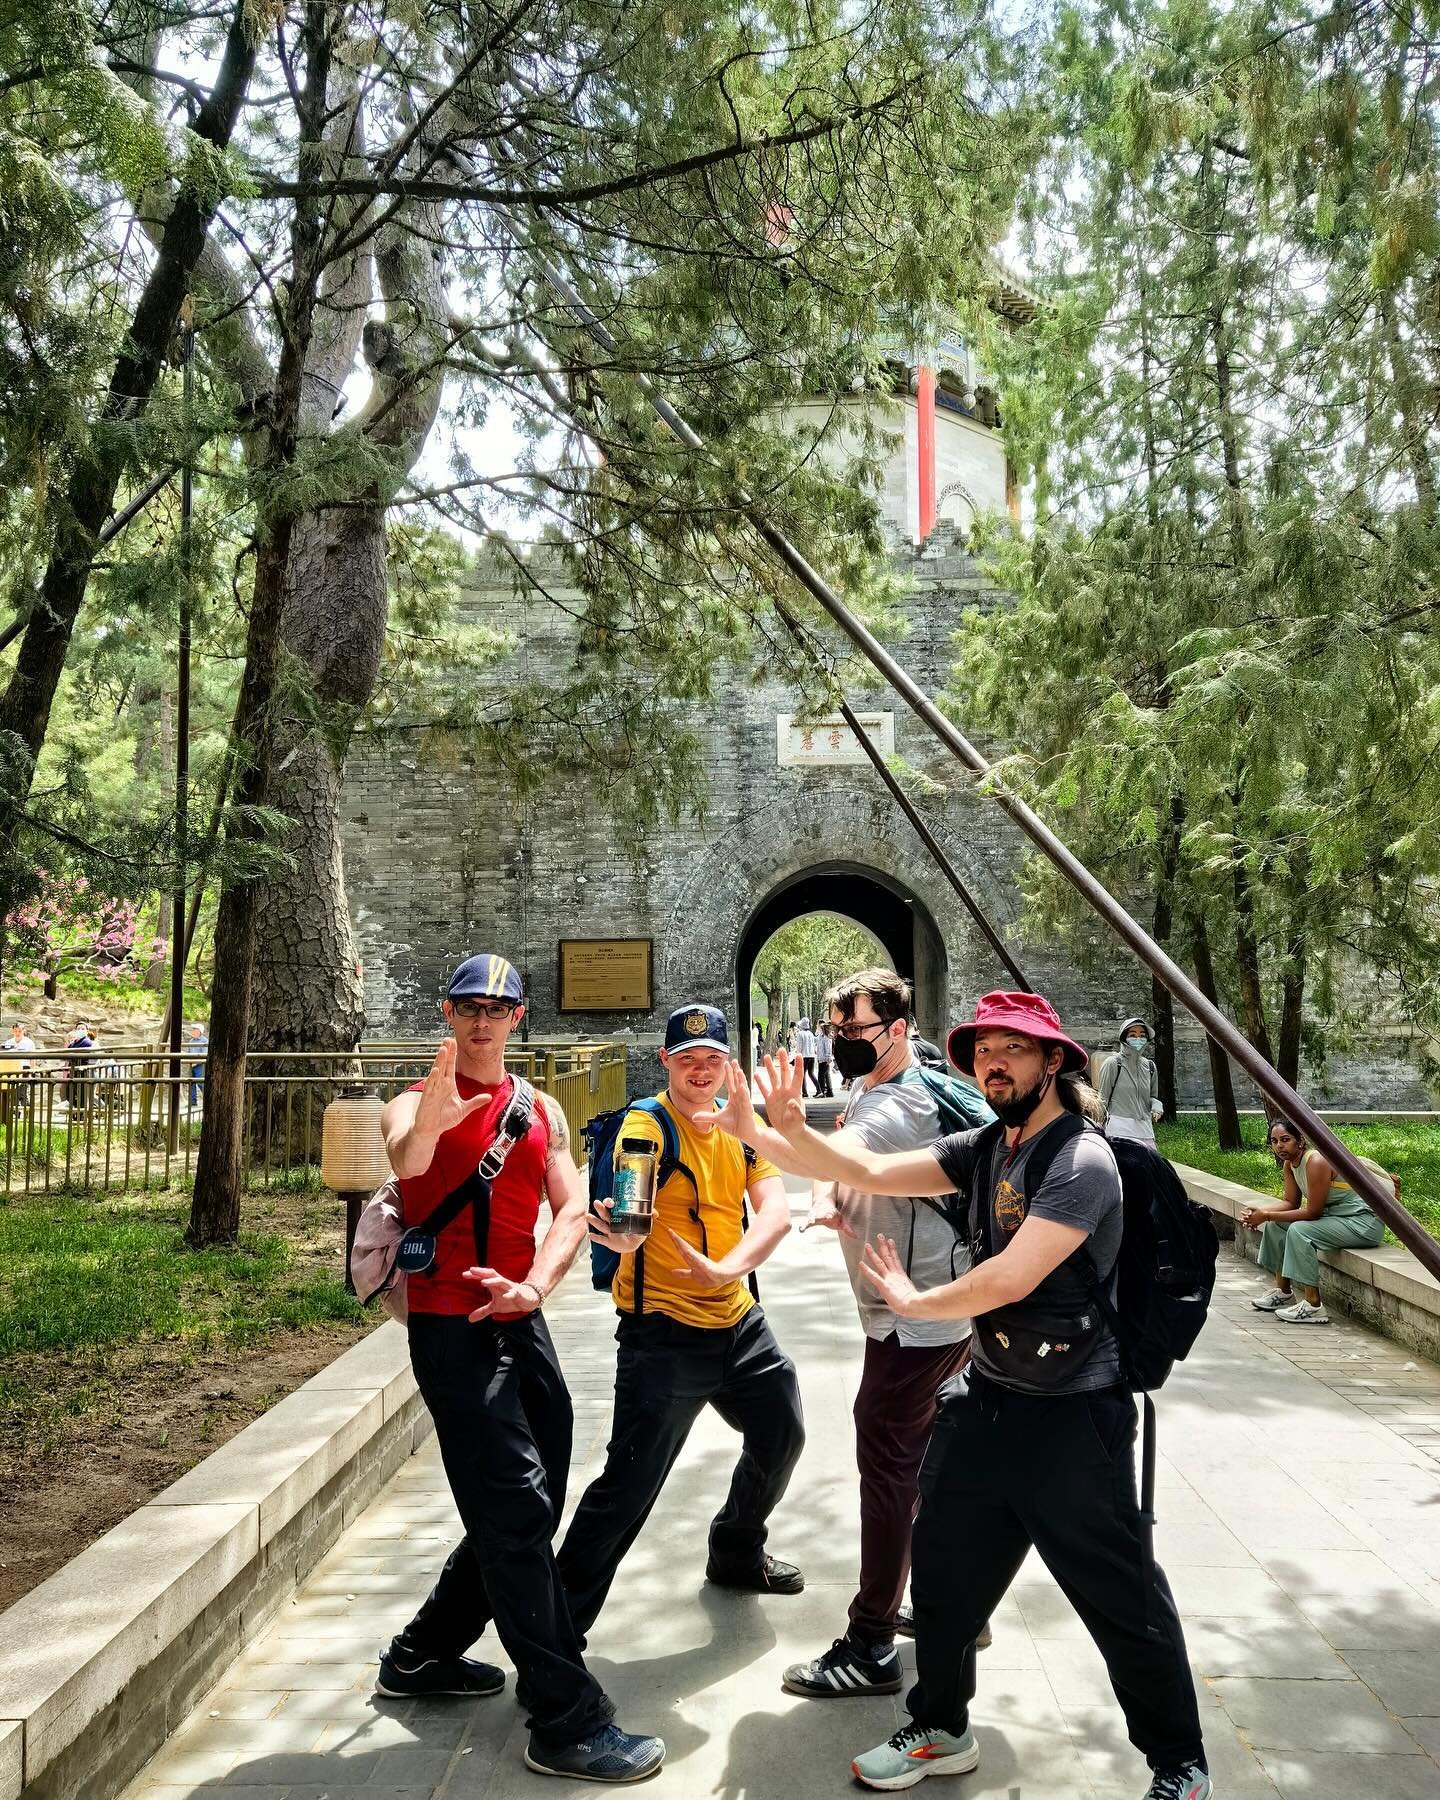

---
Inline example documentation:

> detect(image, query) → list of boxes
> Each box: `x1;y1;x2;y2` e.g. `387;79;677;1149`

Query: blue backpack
580;1097;758;1309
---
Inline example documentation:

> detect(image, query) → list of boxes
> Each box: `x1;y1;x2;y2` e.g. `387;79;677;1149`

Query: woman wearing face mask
1097;1018;1164;1145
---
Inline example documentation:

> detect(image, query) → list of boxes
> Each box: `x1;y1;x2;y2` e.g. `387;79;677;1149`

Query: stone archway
657;785;1021;1069
734;863;948;1058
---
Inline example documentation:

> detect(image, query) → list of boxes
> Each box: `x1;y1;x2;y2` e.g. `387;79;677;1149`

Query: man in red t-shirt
375;953;663;1784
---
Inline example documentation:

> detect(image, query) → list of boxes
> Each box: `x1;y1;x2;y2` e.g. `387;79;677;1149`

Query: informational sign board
776;711;895;768
557;938;654;1012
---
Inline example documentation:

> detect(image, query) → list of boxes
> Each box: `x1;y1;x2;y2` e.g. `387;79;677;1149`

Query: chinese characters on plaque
775;712;895;768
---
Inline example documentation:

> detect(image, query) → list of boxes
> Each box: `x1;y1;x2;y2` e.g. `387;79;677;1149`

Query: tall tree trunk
188;4;334;1248
247;507;387;1051
247;178;450;1054
0;0;259;933
146;894;174;992
1231;839;1275;1075
1275;856;1310;1092
763;985;781;1049
1150;792;1184;1119
1187;909;1242;1151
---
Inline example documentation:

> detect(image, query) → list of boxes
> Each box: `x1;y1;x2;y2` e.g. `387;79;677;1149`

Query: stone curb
0;1321;429;1800
1178;1162;1440;1360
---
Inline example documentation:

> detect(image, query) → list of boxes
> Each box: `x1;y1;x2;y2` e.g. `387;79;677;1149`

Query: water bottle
611;1137;660;1242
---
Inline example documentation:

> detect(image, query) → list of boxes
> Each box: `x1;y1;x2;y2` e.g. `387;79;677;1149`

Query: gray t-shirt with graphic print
836;1072;971;1349
935;1116;1123;1393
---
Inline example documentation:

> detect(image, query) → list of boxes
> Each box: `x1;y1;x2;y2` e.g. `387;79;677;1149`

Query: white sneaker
1250;1289;1292;1312
1276;1299;1329;1325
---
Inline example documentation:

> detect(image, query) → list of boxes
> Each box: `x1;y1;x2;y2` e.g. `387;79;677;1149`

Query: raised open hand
755;1050;807;1137
412;1038;490;1139
689;1059;757;1140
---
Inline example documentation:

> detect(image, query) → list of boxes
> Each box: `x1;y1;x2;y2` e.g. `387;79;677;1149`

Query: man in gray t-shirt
781;971;988;1704
935;1118;1122;1393
838;1075;973;1350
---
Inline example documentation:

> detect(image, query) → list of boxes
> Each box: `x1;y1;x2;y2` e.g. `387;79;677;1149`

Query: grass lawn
1157;1117;1440;1237
0;1185;365;1458
0;1188;360;1363
0;1184;371;1608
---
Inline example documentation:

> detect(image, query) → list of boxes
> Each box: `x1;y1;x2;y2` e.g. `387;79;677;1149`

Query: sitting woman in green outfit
1241;1118;1394;1326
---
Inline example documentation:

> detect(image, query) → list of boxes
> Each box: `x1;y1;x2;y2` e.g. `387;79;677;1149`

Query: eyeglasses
834;1019;892;1042
451;999;519;1021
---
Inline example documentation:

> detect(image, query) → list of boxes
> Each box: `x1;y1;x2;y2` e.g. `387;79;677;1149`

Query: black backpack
1102;1135;1219;1392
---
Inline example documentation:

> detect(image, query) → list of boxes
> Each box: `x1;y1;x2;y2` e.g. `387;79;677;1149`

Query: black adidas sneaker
782;1635;903;1697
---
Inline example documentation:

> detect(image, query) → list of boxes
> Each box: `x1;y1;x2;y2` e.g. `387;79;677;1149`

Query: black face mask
989;1067;1055;1128
831;1034;878;1080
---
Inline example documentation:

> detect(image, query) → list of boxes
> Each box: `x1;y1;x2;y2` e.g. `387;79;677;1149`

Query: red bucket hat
947;991;1090;1078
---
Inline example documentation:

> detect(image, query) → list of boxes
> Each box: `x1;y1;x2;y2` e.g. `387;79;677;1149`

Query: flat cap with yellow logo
663;1002;730;1055
445;953;524;1003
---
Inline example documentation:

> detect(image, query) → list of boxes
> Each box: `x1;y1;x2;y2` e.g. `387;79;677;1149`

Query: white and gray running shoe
1276;1299;1329;1325
1250;1289;1291;1312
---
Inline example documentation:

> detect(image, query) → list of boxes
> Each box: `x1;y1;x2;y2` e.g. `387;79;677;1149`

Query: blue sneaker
851;1722;980;1790
524;1722;666;1782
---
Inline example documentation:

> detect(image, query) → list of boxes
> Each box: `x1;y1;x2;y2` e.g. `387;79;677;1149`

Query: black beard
989;1072;1052;1128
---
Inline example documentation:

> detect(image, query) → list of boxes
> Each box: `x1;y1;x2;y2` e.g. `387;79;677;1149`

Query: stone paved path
121;1181;1440;1800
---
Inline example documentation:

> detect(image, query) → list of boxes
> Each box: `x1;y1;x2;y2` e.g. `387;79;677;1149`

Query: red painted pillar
916;365;936;542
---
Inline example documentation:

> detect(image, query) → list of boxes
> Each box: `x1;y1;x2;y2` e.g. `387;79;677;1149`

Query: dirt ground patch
0;1188;376;1613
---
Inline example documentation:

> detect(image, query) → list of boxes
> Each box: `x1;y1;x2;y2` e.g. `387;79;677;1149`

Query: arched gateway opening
736;862;949;1065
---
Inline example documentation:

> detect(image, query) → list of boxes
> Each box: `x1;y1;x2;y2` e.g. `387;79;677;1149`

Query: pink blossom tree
5;871;164;999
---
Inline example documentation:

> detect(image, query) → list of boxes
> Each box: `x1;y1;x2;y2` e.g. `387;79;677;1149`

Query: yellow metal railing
0;1041;629;1194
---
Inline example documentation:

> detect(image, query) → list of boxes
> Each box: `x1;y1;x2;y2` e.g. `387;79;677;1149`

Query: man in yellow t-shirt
556;1003;806;1639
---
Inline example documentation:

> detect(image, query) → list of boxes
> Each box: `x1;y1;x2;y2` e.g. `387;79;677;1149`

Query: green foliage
1;0;1039;1004
752;912;890;1031
950;0;1440;1082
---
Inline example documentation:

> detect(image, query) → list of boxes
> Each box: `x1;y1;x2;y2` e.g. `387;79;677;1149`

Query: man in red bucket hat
702;990;1210;1800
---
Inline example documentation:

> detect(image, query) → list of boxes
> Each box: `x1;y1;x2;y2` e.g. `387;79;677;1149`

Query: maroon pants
849;1330;972;1645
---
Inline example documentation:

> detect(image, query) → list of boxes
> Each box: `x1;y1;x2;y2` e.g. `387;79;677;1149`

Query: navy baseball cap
446;953;524;1003
663;1003;730;1055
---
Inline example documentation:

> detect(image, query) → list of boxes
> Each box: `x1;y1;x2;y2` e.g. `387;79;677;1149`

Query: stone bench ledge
0;1320;418;1800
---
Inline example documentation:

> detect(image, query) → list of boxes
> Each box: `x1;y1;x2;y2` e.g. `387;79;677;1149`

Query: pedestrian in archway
795;1017;818;1094
1098;1018;1163;1145
814;1021;835;1096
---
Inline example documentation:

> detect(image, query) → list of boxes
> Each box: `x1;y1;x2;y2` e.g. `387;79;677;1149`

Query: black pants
815;1061;833;1097
394;1312;613;1746
557;1305;805;1639
909;1371;1204;1774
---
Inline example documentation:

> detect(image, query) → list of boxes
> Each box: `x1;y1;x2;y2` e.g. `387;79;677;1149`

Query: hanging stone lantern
321;1085;389;1293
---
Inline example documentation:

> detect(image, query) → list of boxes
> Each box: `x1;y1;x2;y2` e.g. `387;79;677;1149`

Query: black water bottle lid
619;1136;657;1153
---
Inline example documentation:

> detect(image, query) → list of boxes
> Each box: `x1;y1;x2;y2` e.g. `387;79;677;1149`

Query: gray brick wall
340;530;1433;1110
